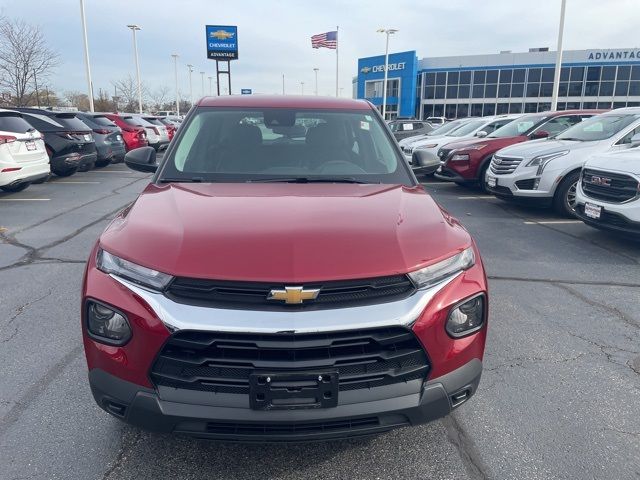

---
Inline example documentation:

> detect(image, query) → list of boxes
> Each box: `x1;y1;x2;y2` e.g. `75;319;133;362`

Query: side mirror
630;133;640;147
530;130;549;139
124;146;157;173
475;130;488;138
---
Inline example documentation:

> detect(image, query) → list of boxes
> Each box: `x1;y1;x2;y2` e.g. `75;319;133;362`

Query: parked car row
0;108;180;193
400;107;640;238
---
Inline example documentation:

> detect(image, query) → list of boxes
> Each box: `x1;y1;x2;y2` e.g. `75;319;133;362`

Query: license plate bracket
25;141;36;151
249;371;338;410
487;175;497;188
584;202;602;219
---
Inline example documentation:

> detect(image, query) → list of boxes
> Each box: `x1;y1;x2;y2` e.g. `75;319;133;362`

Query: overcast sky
1;0;639;100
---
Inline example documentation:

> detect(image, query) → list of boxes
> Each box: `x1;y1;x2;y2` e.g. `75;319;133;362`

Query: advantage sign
205;25;238;60
241;89;252;95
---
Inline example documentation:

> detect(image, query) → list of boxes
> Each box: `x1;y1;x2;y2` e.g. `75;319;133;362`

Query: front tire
1;182;30;193
52;167;78;177
478;162;491;193
95;159;112;168
553;171;580;218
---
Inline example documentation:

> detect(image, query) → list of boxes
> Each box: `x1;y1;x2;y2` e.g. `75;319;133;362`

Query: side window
616;126;640;145
486;119;511;132
413;122;424;130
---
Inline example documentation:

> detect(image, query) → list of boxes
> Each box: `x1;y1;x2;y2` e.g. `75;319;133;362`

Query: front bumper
575;186;640;237
89;359;482;442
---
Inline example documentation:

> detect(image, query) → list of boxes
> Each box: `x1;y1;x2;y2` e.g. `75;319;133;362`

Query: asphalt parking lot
1;165;639;480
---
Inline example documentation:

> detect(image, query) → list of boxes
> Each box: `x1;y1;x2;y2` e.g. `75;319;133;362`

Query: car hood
443;135;527;152
99;183;472;282
583;148;640;174
497;138;606;159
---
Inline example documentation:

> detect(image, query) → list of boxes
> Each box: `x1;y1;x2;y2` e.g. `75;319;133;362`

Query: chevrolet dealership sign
360;62;406;74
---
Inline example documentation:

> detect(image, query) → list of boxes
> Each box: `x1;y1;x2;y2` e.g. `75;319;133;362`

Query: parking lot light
79;0;94;112
187;64;194;105
200;71;205;98
171;54;180;116
126;24;143;114
376;28;398;120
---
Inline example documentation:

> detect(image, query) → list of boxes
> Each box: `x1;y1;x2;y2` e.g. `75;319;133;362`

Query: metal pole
208;76;212;95
335;26;339;97
79;0;95;111
550;0;567;112
127;25;143;113
282;74;285;95
313;68;319;95
187;64;194;105
171;54;180;115
382;31;389;119
301;82;304;95
33;70;40;108
200;71;205;98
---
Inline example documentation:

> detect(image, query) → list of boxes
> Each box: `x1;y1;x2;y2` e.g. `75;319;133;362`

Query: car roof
197;95;372;110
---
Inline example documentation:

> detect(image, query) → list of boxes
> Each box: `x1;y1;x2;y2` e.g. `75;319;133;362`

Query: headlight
526;150;569;174
417;143;438;150
408;247;475;289
86;300;131;345
467;144;488;151
96;248;173;290
446;294;485;338
450;154;470;162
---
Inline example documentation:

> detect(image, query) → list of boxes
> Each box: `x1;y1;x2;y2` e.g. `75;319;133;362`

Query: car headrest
305;123;345;148
225;124;262;147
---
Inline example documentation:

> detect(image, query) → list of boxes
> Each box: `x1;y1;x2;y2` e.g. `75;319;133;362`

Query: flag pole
335;26;339;97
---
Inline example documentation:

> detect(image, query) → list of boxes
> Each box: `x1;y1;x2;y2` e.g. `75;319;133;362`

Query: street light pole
282;74;285;95
200;71;205;98
171;54;179;115
313;68;319;95
377;28;398;120
550;0;567;111
127;24;143;113
301;82;304;95
208;76;212;95
79;0;94;111
187;64;194;106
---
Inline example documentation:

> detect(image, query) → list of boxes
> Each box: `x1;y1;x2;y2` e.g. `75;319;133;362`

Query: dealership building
354;48;640;119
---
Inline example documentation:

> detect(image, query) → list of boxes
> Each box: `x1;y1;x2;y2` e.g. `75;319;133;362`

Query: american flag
311;31;338;49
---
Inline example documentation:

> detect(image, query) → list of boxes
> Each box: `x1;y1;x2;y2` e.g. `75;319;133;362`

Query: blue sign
241;89;252;95
356;51;418;118
206;25;238;60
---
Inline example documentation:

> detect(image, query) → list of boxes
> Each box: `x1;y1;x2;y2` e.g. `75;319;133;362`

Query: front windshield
448;119;486;137
488;114;547;138
427;120;466;136
555;114;640;141
159;107;414;185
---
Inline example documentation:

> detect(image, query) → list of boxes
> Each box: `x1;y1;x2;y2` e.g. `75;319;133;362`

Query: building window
584;82;599;96
446;85;458;99
560;67;570;81
629;82;640;96
471;103;483;116
499;69;512;83
558;83;568;96
445;104;457;119
433;104;445;117
458;85;470;99
473;70;486;84
525;102;538;113
498;84;511;97
583;101;597;109
570;67;585;81
426;72;436;85
387;79;399;98
472;84;484;98
457;104;469;118
566;101;581;109
448;71;459;84
615;82;629;96
568;82;583;96
459;71;472;85
483;103;496;116
511;83;524;98
618;66;631;81
539;83;553;97
599;82;614;97
497;103;509;114
613;102;627;109
528;68;542;82
597;102;612;109
541;68;555;82
425;86;436;99
601;66;616;81
435;86;446;99
485;84;497;98
365;81;383;98
586;66;601;81
509;103;523;113
513;69;526;83
422;104;434;118
538;102;551;112
526;83;540;97
436;72;447;85
486;70;499;83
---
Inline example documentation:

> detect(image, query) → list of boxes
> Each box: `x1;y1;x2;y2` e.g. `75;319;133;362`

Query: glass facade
420;64;640;119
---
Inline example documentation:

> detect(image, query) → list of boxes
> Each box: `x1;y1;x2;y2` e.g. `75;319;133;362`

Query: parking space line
524;220;582;224
456;196;495;199
50;181;101;184
0;198;50;202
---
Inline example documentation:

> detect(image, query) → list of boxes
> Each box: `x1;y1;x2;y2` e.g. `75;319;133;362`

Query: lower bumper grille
515;178;536;190
205;417;381;436
150;327;430;394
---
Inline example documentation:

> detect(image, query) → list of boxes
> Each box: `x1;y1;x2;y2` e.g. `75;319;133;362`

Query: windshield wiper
558;137;585;142
247;177;374;184
159;177;205;183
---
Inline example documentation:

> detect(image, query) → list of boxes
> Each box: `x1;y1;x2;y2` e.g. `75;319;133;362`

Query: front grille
402;146;413;154
490;155;523;175
437;148;452;161
582;169;639;203
204;417;381;436
166;274;416;310
150;327;430;394
515;178;536;190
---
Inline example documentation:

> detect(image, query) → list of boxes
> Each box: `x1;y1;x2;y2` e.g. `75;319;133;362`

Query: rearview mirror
630;133;640;147
125;146;157;173
530;130;549;139
475;130;488;138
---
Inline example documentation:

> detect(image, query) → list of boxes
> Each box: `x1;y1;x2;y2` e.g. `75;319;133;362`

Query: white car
407;115;519;176
575;145;640;237
0;109;50;192
399;118;473;159
129;115;169;151
486;108;640;217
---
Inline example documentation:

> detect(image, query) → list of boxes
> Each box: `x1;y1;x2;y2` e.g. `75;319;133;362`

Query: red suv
435;110;603;190
82;96;488;442
102;113;148;151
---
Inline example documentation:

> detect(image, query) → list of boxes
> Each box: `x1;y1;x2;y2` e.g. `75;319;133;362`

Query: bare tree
0;17;60;106
112;75;149;112
64;91;90;111
94;88;115;112
150;86;170;111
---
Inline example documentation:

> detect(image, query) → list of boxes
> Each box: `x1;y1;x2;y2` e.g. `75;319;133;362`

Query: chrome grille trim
490;155;524;175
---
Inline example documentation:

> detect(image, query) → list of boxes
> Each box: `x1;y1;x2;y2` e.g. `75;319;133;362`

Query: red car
435;110;604;190
102;113;148;151
82;96;488;442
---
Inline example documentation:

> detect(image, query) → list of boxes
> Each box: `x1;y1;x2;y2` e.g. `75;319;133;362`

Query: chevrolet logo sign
210;30;235;40
268;286;320;304
360;66;371;74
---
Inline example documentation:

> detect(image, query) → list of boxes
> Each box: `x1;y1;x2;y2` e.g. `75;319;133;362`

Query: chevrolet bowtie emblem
268;286;320;304
210;30;235;40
